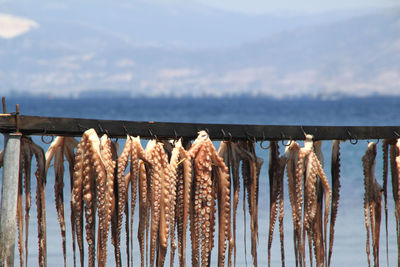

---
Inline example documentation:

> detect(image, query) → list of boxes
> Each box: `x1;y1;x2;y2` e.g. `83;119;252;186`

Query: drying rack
0;99;399;266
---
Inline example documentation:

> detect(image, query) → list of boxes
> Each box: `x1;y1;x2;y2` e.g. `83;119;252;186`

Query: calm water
2;96;400;266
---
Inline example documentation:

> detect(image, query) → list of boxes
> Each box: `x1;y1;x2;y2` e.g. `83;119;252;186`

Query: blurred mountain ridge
0;1;399;98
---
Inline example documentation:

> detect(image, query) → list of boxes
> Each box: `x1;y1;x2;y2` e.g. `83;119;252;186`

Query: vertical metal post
0;133;21;266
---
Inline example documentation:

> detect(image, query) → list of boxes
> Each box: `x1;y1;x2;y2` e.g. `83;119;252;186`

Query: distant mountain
0;1;399;98
1;0;375;48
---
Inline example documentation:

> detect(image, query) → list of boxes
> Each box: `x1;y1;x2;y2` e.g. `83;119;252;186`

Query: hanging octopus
168;139;184;267
390;139;400;266
187;131;231;267
98;134;116;267
328;140;343;267
237;140;263;267
174;139;192;267
267;141;287;267
218;141;243;267
143;139;172;267
362;142;383;267
45;136;78;267
296;135;331;267
284;141;302;267
114;136;132;267
16;136;47;267
226;142;243;267
109;135;149;267
72;129;115;267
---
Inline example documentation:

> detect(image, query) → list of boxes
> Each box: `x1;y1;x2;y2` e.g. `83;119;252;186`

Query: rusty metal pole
0;133;21;266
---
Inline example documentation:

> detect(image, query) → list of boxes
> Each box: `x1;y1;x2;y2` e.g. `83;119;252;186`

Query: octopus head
304;134;314;151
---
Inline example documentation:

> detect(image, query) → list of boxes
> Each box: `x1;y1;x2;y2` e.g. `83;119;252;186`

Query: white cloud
115;59;136;68
157;68;200;79
0;13;38;39
104;73;134;83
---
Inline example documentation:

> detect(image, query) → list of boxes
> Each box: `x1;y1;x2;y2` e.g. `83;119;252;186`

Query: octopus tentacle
116;136;132;267
237;141;262;267
129;137;145;267
230;143;242;267
145;140;163;267
22;138;33;267
268;141;287;267
158;142;173;267
175;158;185;266
284;142;300;267
45;137;67;267
72;139;85;267
363;142;383;267
99;135;116;266
313;142;331;267
392;140;400;266
82;130;98;267
303;148;316;266
176;141;192;267
30;140;47;267
278;155;286;267
297;136;313;267
268;141;280;266
168;141;180;267
268;141;279;266
238;143;250;266
125;197;130;267
217;141;235;267
328;140;342;266
213;142;231;267
110;141;120;267
381;139;390;265
138;160;148;267
63;137;79;267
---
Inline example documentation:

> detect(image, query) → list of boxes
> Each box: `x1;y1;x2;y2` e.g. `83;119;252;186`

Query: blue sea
2;96;400;266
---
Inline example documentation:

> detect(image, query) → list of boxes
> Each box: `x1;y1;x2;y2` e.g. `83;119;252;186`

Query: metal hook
281;138;293;147
244;131;256;143
280;132;292;146
228;132;233;142
98;123;105;135
174;129;179;140
41;129;54;144
221;129;229;142
347;130;358;145
259;132;270;149
300;126;307;137
367;138;380;144
104;128;110;137
77;123;88;133
260;140;270;149
172;129;179;145
122;124;129;136
148;129;154;139
148;128;158;141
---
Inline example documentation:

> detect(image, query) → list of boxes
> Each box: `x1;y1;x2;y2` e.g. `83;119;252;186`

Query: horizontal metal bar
0;114;399;141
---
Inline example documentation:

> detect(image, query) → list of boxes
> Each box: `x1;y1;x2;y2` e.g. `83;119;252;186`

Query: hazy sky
148;0;397;15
